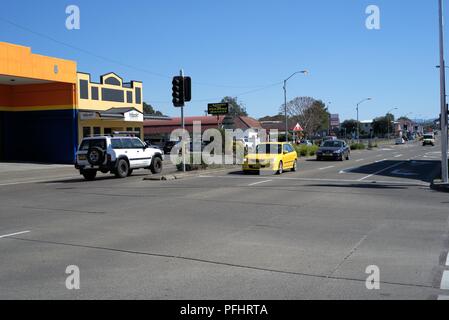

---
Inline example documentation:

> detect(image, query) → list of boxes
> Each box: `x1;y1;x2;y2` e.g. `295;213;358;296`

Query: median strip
358;162;406;181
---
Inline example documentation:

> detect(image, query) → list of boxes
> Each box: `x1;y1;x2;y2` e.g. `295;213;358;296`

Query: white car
75;135;164;180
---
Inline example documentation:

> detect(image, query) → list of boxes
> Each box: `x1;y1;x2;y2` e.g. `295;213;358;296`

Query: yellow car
242;142;298;174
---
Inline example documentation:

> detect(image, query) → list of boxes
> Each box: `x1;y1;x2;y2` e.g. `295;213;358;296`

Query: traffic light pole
180;69;186;173
439;0;448;183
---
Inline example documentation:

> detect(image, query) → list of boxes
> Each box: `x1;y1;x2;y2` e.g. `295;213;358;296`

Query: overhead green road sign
208;103;229;116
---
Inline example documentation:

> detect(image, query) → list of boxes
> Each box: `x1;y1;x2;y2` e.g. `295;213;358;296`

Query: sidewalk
0;160;179;185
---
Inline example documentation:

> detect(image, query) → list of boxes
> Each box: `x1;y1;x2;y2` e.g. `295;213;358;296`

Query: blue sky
0;0;445;121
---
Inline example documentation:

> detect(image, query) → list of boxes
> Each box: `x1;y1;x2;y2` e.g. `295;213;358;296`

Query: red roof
144;115;262;135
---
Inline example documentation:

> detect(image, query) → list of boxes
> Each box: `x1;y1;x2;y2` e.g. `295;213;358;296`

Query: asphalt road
0;141;448;299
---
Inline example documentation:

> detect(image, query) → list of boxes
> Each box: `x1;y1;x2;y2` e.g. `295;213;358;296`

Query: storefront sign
124;110;143;122
79;112;98;120
208;103;229;116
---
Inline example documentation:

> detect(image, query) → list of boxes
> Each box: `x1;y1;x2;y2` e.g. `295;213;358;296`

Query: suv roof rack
111;131;140;137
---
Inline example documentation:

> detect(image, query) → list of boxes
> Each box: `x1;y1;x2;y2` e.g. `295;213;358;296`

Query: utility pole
439;0;448;183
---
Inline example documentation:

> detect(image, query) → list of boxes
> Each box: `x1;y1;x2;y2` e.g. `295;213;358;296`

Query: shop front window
83;127;91;138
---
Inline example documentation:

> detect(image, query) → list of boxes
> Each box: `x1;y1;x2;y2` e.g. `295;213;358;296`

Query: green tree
221;96;248;116
341;119;359;137
372;113;395;137
282;97;329;137
143;102;165;116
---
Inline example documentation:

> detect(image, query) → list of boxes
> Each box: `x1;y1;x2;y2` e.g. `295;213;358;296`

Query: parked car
323;136;338;142
299;140;313;146
422;133;435;146
316;140;350;161
242;142;298;174
75;135;164;180
162;141;177;154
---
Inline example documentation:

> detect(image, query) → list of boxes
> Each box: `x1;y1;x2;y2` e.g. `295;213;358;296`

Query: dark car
316;140;350;161
162;141;178;154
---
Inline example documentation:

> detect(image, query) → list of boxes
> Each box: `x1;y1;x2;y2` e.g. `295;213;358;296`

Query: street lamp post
356;98;372;143
283;70;308;142
438;0;449;183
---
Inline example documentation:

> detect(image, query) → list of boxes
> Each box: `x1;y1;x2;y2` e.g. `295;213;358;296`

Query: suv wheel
127;169;134;177
115;159;129;178
87;147;105;166
82;170;97;181
150;157;163;174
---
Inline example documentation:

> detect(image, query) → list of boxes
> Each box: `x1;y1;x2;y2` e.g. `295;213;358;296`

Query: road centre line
394;154;403;158
446;253;449;266
0;231;30;239
375;159;388;163
358;162;406;181
248;180;272;186
319;166;335;170
355;159;364;162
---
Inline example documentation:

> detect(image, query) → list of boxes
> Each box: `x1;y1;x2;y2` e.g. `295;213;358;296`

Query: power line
0;16;283;90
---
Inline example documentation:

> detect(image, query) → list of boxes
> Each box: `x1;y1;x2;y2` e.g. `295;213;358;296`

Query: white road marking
199;175;429;186
446;253;449;266
440;271;449;290
438;295;449;300
358;162;406;181
248;180;272;186
375;159;388;163
339;166;360;174
0;230;30;239
394;154;403;158
319;166;335;171
355;159;364;162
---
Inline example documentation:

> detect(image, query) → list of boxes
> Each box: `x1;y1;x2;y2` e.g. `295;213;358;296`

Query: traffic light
172;76;184;107
184;77;191;102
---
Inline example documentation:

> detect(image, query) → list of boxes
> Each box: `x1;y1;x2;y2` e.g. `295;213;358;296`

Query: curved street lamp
356;98;373;142
283;70;308;142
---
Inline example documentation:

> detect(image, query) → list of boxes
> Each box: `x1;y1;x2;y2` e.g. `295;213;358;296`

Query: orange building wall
0;42;77;84
0;85;12;106
0;83;76;111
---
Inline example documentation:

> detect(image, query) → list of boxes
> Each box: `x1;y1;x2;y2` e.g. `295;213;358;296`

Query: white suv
75;135;164;180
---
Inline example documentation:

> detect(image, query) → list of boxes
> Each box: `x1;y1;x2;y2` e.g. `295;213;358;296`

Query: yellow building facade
76;72;144;143
0;41;146;163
